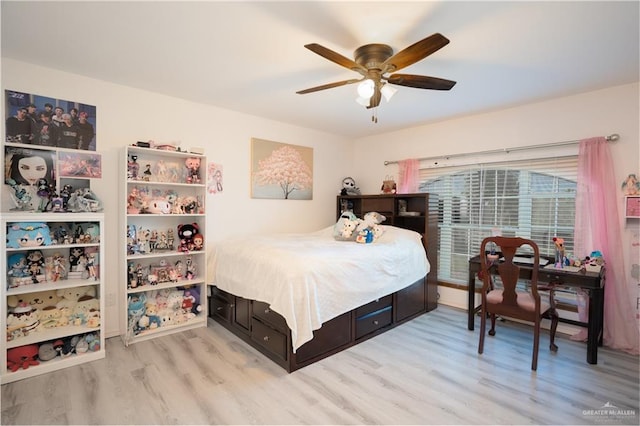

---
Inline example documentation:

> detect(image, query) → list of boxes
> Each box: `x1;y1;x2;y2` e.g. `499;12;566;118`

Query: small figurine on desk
552;236;565;268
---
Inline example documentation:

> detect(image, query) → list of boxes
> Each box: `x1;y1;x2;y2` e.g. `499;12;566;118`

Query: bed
209;221;437;372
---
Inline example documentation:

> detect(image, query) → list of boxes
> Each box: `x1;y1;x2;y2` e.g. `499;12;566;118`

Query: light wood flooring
2;305;639;425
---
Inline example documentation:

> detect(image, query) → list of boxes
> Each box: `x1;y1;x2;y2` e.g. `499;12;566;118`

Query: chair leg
489;313;496;336
478;306;486;354
549;309;559;352
532;319;541;371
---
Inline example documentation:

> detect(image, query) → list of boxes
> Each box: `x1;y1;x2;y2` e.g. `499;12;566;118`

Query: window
420;156;578;284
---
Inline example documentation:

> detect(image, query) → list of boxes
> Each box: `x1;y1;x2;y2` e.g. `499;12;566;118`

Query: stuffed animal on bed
333;211;361;241
355;212;386;243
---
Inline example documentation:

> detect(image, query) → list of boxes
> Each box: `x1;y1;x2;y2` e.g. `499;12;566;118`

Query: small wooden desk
467;255;605;364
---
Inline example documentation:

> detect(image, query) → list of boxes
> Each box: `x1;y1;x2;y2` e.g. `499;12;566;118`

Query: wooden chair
478;236;559;371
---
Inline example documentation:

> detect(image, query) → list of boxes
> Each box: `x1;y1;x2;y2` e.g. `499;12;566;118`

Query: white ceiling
2;1;639;139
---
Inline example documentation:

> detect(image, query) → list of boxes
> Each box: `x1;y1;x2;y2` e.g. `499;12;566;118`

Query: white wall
2;58;354;337
4;56;638;335
352;82;640;309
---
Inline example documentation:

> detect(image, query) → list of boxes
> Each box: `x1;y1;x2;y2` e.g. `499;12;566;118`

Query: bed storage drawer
295;311;352;363
251;319;288;360
356;295;392;318
356;305;392;339
253;301;288;332
210;296;232;323
395;279;426;322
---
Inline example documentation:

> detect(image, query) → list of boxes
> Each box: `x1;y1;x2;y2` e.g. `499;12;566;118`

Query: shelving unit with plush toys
1;212;105;384
120;145;207;345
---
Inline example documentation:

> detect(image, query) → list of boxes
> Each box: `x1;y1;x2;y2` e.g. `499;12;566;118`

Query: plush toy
340;177;361;196
128;293;147;335
6;222;52;248
7;253;29;286
356;228;375;244
177;223;199;252
7;344;40;372
333;211;361;241
192;233;204;251
38;342;58;361
60;335;81;357
26;250;46;283
39;306;65;328
185;157;201;184
183;287;203;315
71;295;100;326
56;285;96;314
6;303;41;341
355;211;387;243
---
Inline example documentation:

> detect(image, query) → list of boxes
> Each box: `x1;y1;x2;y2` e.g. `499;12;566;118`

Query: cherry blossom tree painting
251;138;313;200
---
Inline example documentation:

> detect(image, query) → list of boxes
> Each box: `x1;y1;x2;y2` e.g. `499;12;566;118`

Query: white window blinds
419;156;578;284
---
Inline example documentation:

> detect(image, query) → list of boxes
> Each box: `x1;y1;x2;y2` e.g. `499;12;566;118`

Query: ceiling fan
296;33;457;110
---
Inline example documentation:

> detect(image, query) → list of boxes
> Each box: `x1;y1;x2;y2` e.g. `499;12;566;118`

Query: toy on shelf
185;157;201;184
6;222;52;249
340;177;361;196
6;178;34;211
7;345;40;372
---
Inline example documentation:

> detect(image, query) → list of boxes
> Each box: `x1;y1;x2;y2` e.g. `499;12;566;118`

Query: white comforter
212;225;429;352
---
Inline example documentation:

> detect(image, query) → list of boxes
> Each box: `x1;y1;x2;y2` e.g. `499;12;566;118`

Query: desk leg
468;269;475;330
587;287;604;364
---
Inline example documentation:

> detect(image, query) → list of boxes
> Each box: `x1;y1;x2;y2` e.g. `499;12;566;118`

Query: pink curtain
397;159;419;194
573;137;639;354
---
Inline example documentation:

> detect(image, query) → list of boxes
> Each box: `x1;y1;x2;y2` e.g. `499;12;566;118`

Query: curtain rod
383;133;619;166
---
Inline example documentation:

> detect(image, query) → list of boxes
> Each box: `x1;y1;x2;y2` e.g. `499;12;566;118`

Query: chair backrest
479;236;541;315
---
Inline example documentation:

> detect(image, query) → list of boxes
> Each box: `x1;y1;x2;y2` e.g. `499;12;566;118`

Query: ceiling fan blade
386;74;456;90
304;43;368;74
296;78;361;94
382;33;450;73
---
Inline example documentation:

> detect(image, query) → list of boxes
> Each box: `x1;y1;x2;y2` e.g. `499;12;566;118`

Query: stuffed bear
333;211;361;241
177;223;199;252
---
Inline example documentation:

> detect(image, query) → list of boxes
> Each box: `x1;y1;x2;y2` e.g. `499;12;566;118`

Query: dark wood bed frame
208;193;438;372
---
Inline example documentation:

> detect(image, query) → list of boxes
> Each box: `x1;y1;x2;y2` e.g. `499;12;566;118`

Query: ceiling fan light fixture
357;79;375;99
380;84;397;102
355;96;370;107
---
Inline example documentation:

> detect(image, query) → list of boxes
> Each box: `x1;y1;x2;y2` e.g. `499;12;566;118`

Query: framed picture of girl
4;146;56;211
